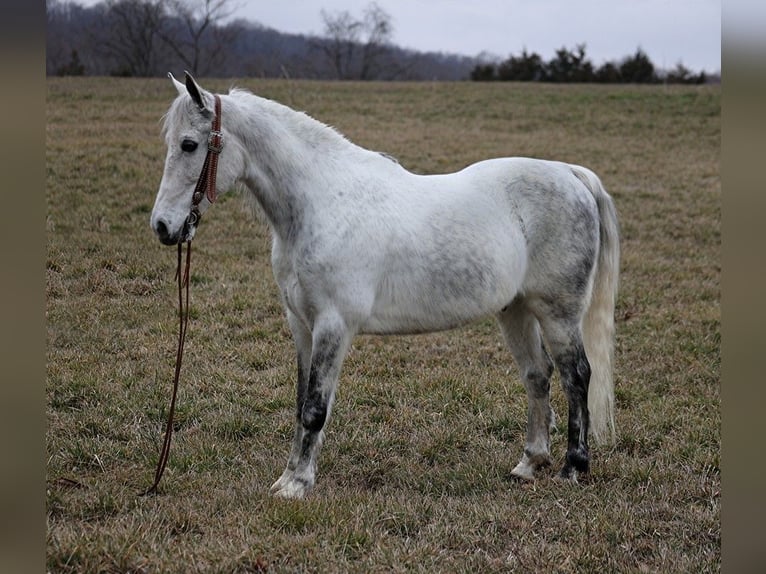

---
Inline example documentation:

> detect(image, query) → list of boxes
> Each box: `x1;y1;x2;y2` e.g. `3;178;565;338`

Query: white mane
227;88;356;157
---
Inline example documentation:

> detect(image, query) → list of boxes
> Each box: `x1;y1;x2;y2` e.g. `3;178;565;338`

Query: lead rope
142;93;221;496
142;239;192;495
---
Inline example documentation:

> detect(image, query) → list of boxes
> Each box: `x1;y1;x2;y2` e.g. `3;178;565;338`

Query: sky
74;0;722;73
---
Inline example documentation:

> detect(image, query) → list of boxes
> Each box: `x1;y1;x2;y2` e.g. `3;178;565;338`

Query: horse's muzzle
154;219;178;245
154;218;195;245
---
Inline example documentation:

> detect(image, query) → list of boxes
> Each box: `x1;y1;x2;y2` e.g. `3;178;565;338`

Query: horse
150;72;620;499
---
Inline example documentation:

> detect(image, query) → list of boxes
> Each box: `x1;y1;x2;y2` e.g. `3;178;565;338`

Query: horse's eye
181;139;198;153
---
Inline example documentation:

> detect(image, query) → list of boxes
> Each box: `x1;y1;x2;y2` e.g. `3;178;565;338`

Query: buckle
208;130;224;153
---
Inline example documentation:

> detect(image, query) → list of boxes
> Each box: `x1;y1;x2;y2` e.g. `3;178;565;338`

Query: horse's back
358;157;601;334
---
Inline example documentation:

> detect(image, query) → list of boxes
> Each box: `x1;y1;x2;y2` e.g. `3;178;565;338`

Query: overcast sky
75;0;722;73
229;0;721;73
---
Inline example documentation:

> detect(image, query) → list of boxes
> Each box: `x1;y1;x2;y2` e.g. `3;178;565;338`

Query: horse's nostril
155;219;169;238
154;219;177;245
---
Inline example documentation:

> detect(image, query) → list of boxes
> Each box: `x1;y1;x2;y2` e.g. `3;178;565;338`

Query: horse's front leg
271;313;352;499
270;311;312;495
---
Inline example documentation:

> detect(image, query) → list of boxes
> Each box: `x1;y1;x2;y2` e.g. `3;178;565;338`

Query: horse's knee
301;393;327;433
523;366;552;399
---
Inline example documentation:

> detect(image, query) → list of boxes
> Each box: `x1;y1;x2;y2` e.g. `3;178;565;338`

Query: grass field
46;78;720;572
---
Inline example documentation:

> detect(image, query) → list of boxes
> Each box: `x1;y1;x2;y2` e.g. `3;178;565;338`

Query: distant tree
318;2;395;80
693;71;707;84
159;0;240;76
665;61;707;84
57;49;86;75
47;0;73;74
319;8;361;79
470;63;496;81
619;48;657;83
497;49;545;81
96;0;168;76
595;61;621;83
359;2;394;80
544;44;594;82
47;0;101;75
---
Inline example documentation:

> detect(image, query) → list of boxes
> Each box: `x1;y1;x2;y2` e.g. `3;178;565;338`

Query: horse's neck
235;93;349;167
229;93;353;238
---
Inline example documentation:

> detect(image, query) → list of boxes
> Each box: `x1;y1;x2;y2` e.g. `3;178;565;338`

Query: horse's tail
573;166;620;445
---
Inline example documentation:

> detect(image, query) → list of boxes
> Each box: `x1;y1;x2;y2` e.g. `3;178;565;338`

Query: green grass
47;78;720;572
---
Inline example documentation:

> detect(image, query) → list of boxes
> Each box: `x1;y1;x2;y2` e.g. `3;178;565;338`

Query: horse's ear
184;71;211;113
168;72;186;96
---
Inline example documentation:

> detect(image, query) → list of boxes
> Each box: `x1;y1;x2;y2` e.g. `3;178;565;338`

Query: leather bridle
187;94;223;229
142;93;223;496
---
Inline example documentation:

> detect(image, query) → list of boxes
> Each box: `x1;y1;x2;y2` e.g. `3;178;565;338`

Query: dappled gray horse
151;73;619;498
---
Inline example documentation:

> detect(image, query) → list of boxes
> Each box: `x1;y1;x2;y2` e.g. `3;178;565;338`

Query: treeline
471;45;710;84
47;0;714;83
46;0;476;80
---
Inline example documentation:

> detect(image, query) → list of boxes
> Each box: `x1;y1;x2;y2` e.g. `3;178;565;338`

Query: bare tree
160;0;240;76
319;2;394;80
97;0;168;76
319;8;362;79
47;0;74;74
359;2;393;80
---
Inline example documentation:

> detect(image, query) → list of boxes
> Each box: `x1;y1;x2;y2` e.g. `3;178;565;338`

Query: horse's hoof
555;466;580;483
270;472;313;499
511;451;553;481
510;461;536;481
271;478;312;499
270;470;293;494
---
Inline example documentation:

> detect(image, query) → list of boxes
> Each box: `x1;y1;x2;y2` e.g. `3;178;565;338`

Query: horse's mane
226;87;353;152
162;86;400;165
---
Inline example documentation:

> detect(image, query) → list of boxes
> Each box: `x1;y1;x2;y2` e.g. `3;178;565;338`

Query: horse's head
150;72;241;245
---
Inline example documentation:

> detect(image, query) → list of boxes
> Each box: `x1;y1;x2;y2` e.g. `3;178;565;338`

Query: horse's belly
360;303;502;335
361;249;525;335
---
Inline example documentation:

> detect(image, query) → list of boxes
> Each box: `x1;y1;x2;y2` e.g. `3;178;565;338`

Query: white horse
151;73;620;499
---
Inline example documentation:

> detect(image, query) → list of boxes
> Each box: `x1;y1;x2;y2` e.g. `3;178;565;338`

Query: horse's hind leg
535;303;591;481
497;298;555;480
271;311;352;499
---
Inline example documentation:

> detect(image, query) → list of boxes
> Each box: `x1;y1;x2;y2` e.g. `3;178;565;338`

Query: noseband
187;94;223;228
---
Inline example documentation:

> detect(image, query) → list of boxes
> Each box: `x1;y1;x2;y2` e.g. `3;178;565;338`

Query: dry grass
46;78;720;572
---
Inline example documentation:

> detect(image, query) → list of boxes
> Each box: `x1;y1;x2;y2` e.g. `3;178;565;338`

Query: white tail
574;168;620;444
